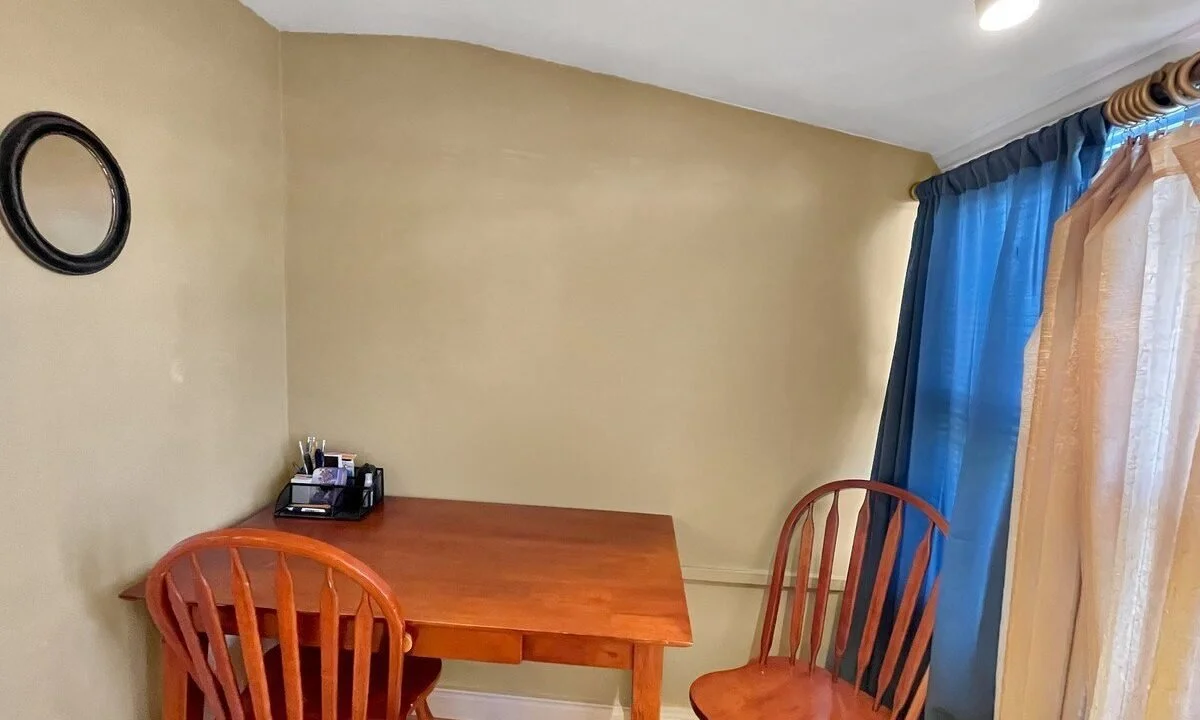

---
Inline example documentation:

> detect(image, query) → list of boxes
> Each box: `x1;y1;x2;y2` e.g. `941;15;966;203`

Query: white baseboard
427;688;696;720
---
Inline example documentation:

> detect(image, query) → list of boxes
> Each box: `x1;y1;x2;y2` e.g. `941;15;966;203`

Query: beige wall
0;11;933;713
282;34;935;708
0;2;289;718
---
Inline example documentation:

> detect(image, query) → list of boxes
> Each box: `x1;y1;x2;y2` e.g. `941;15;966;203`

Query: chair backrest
145;528;411;720
757;480;949;717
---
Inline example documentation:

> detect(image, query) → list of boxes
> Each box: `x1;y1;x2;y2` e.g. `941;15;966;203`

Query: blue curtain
842;106;1110;719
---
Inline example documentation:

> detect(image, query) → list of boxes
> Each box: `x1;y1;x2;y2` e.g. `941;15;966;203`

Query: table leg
631;644;664;720
161;639;203;720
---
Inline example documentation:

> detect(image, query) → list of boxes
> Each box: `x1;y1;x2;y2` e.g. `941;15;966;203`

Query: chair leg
414;697;436;720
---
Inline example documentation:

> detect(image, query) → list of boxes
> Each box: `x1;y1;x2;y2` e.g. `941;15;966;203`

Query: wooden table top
121;497;693;647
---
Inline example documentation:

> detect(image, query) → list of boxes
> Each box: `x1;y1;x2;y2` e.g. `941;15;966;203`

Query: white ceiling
242;0;1200;168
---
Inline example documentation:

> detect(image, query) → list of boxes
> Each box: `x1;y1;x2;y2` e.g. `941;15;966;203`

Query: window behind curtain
1104;104;1200;158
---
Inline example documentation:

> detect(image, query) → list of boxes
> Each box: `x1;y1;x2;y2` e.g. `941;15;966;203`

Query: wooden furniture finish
124;497;693;720
144;528;440;720
689;480;949;720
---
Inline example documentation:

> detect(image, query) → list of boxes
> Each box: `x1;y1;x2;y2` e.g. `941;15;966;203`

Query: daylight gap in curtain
836;106;1110;720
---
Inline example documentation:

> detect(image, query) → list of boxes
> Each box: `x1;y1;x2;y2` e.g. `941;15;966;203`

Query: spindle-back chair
144;528;441;720
689;480;949;720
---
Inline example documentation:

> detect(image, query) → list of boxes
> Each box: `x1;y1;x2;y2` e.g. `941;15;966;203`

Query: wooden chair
144;528;441;720
689;480;949;720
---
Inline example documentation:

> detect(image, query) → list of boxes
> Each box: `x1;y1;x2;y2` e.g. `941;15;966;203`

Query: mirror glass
20;133;114;256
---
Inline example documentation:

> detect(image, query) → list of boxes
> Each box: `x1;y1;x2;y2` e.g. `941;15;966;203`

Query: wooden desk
120;497;693;720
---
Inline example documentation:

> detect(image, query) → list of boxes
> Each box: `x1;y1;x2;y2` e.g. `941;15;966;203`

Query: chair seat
689;657;890;720
243;645;442;720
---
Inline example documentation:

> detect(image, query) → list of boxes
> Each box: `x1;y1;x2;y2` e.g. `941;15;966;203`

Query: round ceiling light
976;0;1040;31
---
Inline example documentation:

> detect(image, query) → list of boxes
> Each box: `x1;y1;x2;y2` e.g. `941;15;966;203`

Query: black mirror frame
0;111;131;275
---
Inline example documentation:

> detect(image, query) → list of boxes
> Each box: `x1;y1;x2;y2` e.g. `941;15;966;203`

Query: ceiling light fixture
976;0;1040;31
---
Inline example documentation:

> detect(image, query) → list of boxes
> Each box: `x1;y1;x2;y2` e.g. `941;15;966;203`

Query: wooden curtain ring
1120;82;1148;124
1110;85;1138;126
1127;78;1154;121
1131;76;1164;120
1178;54;1200;100
1104;85;1128;126
1102;90;1124;125
1141;71;1178;117
1162;60;1195;107
1115;83;1142;125
1175;53;1200;102
1123;79;1152;122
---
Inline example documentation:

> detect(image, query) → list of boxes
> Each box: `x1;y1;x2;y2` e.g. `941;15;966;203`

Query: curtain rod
1103;50;1200;127
909;50;1200;201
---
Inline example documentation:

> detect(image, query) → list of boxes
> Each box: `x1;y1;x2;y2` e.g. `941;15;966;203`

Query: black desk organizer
273;465;385;521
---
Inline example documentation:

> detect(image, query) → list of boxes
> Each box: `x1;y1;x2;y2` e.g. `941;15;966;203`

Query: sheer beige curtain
997;125;1200;719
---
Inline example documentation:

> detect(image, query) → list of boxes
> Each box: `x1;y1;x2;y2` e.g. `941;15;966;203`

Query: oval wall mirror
0;112;131;275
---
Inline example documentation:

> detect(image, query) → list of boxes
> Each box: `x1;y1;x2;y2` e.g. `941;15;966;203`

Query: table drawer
411;625;523;664
523;634;633;669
